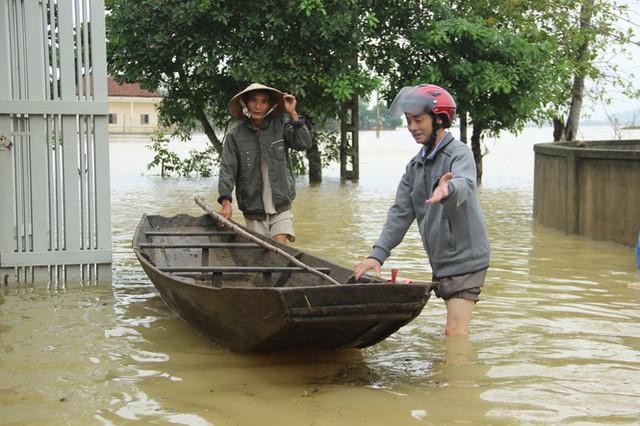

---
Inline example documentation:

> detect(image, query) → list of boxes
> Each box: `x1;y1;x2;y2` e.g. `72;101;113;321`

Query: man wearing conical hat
217;83;312;244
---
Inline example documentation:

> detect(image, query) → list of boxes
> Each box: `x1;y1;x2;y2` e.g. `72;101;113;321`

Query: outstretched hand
426;172;452;205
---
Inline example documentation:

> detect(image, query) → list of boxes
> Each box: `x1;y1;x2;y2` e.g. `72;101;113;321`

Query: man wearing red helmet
354;84;490;336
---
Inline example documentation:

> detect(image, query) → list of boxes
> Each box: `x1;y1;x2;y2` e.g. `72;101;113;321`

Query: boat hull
133;214;431;352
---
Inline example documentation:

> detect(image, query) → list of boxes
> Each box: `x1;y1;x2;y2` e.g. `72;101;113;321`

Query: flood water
1;125;639;425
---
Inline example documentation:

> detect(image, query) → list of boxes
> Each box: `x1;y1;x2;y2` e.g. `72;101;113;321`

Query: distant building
107;76;161;134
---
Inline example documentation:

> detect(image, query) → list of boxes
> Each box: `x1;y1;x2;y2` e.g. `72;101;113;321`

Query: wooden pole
194;196;341;286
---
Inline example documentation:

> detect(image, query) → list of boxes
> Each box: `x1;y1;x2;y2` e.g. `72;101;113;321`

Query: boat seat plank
139;242;262;249
162;265;333;288
159;266;331;273
145;231;236;237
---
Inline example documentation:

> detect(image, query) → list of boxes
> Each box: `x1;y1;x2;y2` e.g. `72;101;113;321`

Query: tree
107;0;638;185
434;0;639;142
483;0;638;141
363;0;563;182
362;0;638;183
105;0;379;181
547;0;638;141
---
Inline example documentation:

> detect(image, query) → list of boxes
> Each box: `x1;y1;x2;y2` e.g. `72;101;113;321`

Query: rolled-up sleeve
284;116;312;151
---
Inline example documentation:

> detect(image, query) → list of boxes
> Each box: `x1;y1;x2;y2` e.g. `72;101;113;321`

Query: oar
195;196;341;286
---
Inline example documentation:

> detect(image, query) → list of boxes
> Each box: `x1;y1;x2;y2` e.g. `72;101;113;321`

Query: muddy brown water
1;126;639;425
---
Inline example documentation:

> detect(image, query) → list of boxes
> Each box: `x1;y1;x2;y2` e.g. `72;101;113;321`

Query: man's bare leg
444;298;475;336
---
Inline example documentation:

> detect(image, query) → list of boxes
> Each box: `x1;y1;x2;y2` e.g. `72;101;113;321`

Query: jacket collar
245;115;272;131
411;132;455;165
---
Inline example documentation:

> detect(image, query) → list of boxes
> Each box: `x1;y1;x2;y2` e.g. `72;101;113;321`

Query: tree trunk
307;144;322;184
458;110;468;144
306;121;322;183
196;109;223;155
553;118;566;142
470;123;484;184
565;75;585;141
565;0;595;141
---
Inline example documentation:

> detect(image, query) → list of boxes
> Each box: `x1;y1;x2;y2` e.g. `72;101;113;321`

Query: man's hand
426;172;452;205
218;200;232;227
283;93;299;120
354;258;382;281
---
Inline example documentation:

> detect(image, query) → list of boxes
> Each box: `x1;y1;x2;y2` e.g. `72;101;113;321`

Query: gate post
0;0;112;286
0;0;16;284
340;95;359;181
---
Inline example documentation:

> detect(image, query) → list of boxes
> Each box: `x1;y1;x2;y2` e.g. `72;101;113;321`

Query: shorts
244;209;295;242
432;268;487;302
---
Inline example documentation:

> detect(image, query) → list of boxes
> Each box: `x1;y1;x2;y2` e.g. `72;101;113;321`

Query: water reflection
1;127;639;425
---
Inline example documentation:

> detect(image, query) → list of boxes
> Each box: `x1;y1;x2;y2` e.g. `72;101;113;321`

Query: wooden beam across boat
145;230;237;237
162;265;334;287
159;266;331;273
139;242;263;249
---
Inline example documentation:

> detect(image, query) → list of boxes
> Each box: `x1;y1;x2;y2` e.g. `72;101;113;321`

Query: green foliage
316;130;341;166
453;0;638;120
106;0;380;176
146;129;218;177
107;0;637;175
363;0;637;139
363;1;561;136
299;0;328;16
146;131;182;178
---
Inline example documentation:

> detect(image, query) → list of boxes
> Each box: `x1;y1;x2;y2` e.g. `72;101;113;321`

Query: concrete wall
108;97;160;134
533;140;640;247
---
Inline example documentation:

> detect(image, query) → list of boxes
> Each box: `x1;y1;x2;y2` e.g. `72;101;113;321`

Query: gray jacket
369;133;490;278
217;115;312;220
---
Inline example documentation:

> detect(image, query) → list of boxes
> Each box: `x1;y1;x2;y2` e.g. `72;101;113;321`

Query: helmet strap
425;130;438;152
424;113;442;151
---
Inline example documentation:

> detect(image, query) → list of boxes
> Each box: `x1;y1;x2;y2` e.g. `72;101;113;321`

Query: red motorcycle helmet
389;84;456;127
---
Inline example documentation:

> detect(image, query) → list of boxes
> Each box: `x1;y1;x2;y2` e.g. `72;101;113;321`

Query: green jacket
217;115;312;220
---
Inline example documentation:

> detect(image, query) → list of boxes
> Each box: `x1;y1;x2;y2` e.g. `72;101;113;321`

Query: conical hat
227;83;285;119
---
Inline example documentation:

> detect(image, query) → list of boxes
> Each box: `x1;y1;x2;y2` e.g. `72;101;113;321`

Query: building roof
108;76;160;98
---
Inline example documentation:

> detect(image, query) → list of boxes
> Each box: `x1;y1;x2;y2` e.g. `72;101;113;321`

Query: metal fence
0;0;111;286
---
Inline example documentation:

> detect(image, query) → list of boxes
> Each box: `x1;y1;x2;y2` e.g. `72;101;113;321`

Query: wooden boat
133;209;432;353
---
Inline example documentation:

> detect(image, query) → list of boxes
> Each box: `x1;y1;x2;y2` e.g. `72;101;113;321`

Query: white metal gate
0;0;111;285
